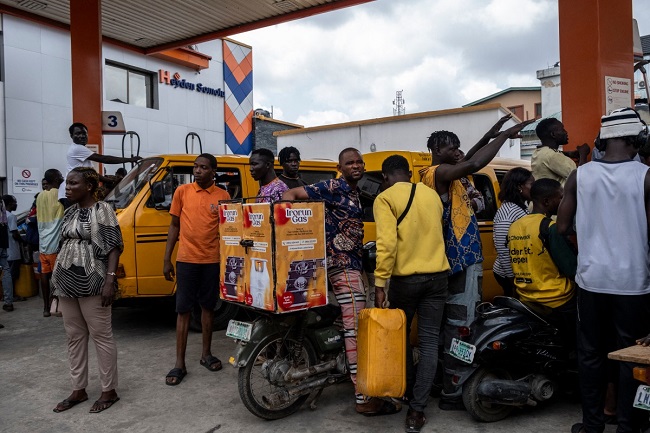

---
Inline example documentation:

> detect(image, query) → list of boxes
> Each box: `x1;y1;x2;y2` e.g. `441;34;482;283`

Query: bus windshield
104;158;163;209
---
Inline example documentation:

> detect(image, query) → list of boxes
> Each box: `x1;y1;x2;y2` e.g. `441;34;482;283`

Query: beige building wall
482;91;542;121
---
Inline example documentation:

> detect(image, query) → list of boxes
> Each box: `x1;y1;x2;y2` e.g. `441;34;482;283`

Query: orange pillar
70;0;103;153
559;0;633;151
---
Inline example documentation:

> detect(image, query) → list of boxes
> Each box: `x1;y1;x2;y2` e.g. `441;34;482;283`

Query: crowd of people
2;110;650;433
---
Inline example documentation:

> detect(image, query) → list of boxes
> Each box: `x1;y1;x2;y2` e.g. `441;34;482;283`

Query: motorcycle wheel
238;336;317;420
462;367;515;422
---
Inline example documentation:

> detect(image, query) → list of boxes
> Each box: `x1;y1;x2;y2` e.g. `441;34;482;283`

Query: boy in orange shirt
163;154;230;386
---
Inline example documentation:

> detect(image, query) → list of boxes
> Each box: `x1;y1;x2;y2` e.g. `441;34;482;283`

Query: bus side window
215;169;242;199
472;173;497;222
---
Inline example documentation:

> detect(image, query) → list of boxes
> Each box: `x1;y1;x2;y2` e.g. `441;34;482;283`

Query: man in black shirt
278;146;307;189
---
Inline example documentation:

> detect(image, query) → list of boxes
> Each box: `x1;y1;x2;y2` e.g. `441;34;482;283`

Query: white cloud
233;0;650;126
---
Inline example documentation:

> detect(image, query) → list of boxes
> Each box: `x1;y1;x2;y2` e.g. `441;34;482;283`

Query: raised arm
556;170;577;235
438;119;534;183
463;114;513;161
88;153;142;165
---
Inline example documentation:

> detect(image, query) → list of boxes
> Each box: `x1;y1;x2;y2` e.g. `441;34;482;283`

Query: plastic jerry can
356;308;406;398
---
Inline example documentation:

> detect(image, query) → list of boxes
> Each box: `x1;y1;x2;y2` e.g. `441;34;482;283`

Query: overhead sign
158;70;225;97
605;76;632;114
102;111;126;135
13;167;42;194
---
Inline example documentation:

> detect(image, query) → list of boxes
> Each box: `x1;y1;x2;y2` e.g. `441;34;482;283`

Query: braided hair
426;130;460;153
70;166;100;201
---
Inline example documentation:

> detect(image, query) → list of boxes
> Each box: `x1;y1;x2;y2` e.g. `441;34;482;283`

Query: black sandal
200;355;222;372
165;367;187;386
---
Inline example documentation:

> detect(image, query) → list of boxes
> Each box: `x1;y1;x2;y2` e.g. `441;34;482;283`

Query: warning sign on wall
605;76;632;114
13;167;42;194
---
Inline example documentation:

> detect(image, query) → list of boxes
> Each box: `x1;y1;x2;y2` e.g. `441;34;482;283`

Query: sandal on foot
89;396;120;413
53;396;88;413
356;398;402;417
165;368;187;386
200;355;222;372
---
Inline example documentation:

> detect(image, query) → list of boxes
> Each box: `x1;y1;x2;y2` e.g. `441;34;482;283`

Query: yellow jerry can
357;307;407;397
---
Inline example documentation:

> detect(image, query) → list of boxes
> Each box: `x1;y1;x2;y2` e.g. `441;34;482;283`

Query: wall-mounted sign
102;111;126;135
605;76;632;114
13;167;42;194
159;70;225;97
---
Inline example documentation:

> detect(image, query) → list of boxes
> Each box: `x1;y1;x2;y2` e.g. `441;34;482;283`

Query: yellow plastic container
14;264;38;298
357;308;407;397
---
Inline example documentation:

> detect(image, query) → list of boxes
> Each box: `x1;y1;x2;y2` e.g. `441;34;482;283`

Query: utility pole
393;90;405;116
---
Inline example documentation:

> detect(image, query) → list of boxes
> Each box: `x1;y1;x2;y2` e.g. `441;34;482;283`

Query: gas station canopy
0;0;372;53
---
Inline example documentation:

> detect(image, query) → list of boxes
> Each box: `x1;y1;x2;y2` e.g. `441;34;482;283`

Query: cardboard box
219;201;328;313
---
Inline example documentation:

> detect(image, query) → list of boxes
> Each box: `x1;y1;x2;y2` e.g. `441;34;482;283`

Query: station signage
159;70;225;97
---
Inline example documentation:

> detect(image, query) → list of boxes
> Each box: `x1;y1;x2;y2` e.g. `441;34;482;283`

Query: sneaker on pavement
3;304;14;312
405;409;426;433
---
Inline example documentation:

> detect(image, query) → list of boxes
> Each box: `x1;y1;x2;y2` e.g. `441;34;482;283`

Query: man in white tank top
557;107;650;433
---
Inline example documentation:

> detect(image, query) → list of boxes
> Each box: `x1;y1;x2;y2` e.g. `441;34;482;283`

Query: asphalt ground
0;295;620;433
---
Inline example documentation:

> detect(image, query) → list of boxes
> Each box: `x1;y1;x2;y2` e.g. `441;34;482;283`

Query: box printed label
218;201;327;313
219;203;246;302
273;202;328;312
243;203;275;311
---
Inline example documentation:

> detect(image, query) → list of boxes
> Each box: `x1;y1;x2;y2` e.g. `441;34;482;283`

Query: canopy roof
0;0;372;53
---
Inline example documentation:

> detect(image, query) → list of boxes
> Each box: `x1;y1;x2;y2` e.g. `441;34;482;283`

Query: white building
1;15;252;211
276;104;522;161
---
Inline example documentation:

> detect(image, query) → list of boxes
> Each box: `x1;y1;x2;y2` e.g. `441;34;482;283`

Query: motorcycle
226;304;349;420
450;296;576;422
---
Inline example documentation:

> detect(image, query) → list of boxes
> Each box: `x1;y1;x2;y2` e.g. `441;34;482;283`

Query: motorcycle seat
492;296;550;325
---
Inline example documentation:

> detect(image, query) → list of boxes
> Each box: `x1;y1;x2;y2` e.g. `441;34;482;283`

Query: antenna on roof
393;90;405;116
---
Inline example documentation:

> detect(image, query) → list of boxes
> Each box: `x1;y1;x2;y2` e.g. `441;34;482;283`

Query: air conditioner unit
640;81;646;89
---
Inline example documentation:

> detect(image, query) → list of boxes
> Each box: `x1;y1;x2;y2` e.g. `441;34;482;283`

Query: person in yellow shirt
373;155;450;433
508;178;576;338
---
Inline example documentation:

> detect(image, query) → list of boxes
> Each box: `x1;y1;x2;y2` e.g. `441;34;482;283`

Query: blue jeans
1;248;13;305
388;272;448;412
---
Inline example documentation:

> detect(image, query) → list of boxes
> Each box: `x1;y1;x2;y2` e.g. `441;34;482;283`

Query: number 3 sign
102;111;126;135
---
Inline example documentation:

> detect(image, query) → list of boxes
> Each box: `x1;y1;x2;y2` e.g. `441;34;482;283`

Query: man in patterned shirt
250;148;288;203
283;148;400;417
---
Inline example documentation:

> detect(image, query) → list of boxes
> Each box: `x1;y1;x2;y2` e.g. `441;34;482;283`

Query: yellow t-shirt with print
508;213;574;308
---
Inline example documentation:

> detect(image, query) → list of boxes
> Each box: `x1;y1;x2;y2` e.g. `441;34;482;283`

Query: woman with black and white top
492;167;534;296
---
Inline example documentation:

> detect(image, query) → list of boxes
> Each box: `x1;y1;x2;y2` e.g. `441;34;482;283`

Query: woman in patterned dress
51;167;124;414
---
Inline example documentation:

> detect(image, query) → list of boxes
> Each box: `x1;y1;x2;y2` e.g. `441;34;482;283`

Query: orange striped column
70;0;103;153
559;0;633;151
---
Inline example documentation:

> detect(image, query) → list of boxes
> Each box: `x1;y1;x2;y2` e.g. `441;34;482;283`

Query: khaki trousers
59;295;118;392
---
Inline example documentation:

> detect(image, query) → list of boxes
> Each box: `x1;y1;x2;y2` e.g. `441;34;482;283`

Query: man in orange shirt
163;154;230;386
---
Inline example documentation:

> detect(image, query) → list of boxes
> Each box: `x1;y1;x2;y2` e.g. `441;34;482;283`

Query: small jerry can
357;308;406;397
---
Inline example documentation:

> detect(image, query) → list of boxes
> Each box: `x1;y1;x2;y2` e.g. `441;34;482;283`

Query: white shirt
59;143;95;200
6;211;20;261
575;160;650;295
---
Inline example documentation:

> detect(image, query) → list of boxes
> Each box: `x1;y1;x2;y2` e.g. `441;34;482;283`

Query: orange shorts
40;253;58;274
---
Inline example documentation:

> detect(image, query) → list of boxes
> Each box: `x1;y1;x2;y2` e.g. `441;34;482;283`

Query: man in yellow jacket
373;155;450;433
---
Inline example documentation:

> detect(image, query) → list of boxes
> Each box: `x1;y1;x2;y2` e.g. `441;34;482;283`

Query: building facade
1;15;253;211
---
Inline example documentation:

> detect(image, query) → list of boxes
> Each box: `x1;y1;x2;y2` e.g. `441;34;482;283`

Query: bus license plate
449;338;476;364
634;385;650;411
226;320;253;342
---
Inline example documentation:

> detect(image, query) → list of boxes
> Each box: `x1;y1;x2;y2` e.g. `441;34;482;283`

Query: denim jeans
1;248;13;305
388;272;448;413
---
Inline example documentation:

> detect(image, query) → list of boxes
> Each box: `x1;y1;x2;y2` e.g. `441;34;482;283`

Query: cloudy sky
233;0;650;127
